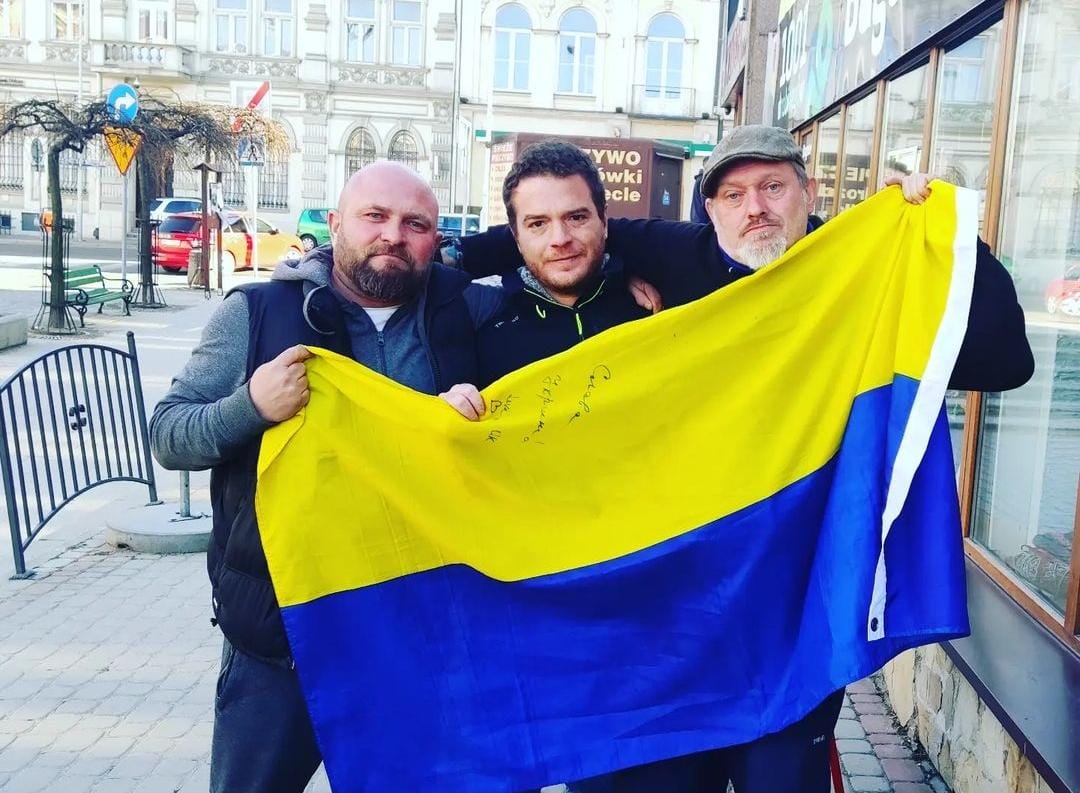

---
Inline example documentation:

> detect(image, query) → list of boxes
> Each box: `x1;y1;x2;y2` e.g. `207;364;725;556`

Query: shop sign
720;16;751;102
772;0;976;128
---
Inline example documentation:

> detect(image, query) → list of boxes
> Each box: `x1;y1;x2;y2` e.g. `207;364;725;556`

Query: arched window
645;13;684;99
558;8;596;95
494;3;530;91
0;129;24;190
259;145;289;209
345;126;377;179
387;130;418;170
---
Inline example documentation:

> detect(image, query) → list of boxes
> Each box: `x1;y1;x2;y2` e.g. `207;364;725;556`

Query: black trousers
568;689;846;793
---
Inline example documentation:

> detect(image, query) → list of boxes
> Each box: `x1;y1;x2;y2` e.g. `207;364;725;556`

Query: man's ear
805;178;819;209
328;209;341;244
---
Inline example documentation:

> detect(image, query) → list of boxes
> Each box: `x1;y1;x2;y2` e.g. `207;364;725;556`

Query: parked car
154;212;304;273
1044;264;1080;316
148;197;202;222
437;213;481;238
297;208;332;251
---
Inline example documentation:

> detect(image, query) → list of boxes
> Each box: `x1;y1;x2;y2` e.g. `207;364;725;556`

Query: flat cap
700;125;804;198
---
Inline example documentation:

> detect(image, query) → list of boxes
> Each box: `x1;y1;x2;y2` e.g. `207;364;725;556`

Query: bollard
180;470;191;519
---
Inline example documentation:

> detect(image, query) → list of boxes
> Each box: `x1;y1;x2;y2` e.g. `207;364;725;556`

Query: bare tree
0;97;286;332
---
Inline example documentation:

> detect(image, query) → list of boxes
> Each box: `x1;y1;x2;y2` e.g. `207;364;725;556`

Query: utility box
486;133;686;227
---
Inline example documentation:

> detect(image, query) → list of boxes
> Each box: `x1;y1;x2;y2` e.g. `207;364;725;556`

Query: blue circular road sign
106;84;139;124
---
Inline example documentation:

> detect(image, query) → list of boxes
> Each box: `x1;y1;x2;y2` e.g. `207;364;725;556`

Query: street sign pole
251;168;259;279
121;177;129;281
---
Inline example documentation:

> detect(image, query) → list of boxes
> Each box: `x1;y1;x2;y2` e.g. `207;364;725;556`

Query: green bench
50;266;133;327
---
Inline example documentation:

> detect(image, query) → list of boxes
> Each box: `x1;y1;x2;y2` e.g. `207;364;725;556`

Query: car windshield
308;210;328;223
159;217;200;234
168;200;201;213
148;199;163;213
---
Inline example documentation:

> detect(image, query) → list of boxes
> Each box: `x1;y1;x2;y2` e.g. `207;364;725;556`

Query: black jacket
210;267;479;662
458;218;1035;392
471;259;650;387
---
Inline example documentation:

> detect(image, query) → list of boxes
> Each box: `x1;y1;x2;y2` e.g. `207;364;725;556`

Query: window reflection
971;0;1080;616
879;67;927;184
813;114;840;219
838;93;875;213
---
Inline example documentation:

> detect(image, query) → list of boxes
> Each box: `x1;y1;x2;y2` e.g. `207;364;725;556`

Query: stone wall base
881;646;1052;793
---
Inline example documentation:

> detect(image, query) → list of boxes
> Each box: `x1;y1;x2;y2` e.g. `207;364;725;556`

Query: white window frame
390;0;422;66
52;0;82;41
557;9;597;95
494;4;531;91
344;0;377;63
645;14;685;99
135;0;170;43
262;0;294;57
214;0;249;54
0;0;22;38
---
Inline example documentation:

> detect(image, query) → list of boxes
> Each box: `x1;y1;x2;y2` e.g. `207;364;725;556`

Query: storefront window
813;113;840;219
970;0;1080;617
838;93;875;213
879;66;927;184
931;22;1002;234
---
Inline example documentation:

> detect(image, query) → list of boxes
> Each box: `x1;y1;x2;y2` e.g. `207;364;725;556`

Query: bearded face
335;238;427;303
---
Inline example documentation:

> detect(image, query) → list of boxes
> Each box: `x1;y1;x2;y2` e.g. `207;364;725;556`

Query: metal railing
0;332;158;577
629;84;698;118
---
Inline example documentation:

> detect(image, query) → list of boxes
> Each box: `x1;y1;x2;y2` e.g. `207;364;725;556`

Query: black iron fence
0;332;158;577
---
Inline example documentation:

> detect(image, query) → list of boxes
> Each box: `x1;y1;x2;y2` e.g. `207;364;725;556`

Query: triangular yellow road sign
103;126;142;175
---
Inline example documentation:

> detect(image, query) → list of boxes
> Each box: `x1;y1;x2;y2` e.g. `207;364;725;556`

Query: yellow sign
103;126;141;175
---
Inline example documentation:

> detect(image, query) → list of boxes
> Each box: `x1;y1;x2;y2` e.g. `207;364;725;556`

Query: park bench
48;265;133;327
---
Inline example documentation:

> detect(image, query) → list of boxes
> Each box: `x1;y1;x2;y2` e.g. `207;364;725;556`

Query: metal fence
0;332;158;577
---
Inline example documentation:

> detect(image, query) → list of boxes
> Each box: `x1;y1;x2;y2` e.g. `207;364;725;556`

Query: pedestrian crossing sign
103;126;142;175
237;137;265;167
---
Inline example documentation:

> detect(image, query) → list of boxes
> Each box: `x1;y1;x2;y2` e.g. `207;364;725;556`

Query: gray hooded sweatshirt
150;246;439;472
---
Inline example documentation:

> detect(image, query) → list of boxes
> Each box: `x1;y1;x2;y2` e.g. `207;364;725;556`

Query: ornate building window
387;130;417;170
390;0;421;66
345;126;377;179
214;0;248;53
558;7;596;95
52;0;82;40
645;13;684;99
262;0;293;57
494;3;530;91
0;129;23;190
259;147;289;209
0;0;23;38
345;0;376;63
136;0;169;41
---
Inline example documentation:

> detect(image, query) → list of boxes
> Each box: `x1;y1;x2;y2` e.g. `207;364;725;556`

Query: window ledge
942;559;1080;793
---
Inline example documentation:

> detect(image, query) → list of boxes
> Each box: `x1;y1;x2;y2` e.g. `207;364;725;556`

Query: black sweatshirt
456;217;1035;393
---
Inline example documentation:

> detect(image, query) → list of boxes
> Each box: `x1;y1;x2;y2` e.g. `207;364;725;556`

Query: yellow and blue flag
257;182;976;792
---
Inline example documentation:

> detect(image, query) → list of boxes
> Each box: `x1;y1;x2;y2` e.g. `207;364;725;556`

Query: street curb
105;501;211;554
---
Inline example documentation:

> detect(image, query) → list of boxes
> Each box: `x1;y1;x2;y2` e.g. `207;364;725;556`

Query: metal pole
251;167;259;279
121;176;129;281
76;1;86;242
179;471;191;518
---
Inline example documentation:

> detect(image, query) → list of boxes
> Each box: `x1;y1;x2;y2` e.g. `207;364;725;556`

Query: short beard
734;235;789;271
337;242;425;303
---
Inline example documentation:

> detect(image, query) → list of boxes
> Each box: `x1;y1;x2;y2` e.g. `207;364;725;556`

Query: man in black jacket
443;128;1034;793
150;162;483;793
452;141;653;393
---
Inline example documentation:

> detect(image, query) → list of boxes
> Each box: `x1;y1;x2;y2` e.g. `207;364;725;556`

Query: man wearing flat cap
444;126;1032;792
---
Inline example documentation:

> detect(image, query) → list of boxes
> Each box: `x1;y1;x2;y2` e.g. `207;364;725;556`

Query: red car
1044;264;1080;316
154;212;303;273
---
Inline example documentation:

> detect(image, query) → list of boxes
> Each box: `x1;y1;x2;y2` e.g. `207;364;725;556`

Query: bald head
337;160;439;220
329;160;440;307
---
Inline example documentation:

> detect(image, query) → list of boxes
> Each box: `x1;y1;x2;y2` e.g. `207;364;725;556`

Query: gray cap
700;125;804;198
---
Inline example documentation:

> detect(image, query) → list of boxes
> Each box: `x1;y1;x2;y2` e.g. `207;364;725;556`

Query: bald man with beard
151;162;492;793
